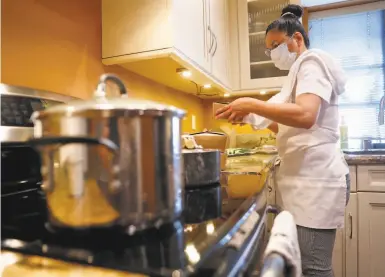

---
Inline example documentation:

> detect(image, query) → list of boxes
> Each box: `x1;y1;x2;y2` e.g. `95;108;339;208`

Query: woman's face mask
265;32;301;70
270;41;297;70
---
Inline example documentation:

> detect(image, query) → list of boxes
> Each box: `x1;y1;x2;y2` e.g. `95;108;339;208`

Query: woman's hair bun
281;4;304;19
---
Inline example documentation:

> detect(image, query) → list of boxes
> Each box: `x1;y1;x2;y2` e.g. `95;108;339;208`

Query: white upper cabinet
208;0;230;88
102;0;231;97
172;0;209;72
233;0;300;92
102;0;172;59
102;0;306;97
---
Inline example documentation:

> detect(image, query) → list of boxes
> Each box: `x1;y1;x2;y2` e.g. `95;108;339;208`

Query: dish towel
264;211;302;277
243;49;347;129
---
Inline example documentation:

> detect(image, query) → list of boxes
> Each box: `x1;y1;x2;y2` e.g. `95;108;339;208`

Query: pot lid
182;149;220;154
190;131;226;136
33;74;186;119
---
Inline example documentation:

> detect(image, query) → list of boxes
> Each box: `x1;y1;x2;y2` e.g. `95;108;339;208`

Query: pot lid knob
94;74;128;99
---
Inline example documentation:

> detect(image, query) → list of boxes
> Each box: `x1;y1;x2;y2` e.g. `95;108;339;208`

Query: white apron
275;74;349;229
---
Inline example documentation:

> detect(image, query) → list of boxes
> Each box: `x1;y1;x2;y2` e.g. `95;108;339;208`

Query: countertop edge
344;154;385;165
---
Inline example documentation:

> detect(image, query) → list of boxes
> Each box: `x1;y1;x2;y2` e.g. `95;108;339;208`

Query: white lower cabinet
333;165;385;277
357;192;385;277
272;164;385;277
332;193;358;277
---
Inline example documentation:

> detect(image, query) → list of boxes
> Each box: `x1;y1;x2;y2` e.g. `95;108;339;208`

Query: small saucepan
182;149;221;188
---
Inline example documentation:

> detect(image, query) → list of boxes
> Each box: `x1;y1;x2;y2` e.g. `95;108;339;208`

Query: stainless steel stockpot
29;74;186;233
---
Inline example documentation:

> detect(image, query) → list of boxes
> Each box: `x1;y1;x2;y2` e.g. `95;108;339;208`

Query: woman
216;4;350;277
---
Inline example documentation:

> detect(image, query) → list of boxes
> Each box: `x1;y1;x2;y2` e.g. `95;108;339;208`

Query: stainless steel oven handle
260;253;286;277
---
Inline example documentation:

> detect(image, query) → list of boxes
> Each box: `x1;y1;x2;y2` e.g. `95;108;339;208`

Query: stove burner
42;220;184;252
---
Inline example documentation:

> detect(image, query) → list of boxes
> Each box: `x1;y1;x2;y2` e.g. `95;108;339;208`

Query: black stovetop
1;146;270;277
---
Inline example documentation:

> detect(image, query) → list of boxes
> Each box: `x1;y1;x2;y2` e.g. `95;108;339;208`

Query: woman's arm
216;59;334;130
267;122;279;133
247;94;322;129
216;93;322;129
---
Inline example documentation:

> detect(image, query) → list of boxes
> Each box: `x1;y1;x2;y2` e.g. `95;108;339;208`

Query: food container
190;131;228;152
212;102;228;120
29;74;186;232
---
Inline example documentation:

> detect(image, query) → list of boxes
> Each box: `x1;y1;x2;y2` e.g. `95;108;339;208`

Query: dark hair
265;4;310;48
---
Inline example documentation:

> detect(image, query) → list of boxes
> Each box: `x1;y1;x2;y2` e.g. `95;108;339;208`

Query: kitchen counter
344;154;385;165
2;153;274;277
228;152;385;167
1;251;145;277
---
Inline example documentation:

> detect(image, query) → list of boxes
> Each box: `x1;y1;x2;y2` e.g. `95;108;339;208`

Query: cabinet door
208;0;230;87
345;193;358;277
102;0;171;58
358;192;385;277
237;0;288;90
349;165;357;192
172;0;210;72
357;165;385;192
333;193;358;277
237;0;303;90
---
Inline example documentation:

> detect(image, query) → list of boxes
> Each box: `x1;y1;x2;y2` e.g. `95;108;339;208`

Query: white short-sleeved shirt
275;58;349;229
277;59;348;179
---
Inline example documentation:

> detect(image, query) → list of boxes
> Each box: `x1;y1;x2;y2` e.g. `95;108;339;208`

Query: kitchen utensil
29;74;186;232
183;149;220;187
190;131;228;152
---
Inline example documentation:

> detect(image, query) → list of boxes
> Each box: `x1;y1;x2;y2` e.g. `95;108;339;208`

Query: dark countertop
344;154;385;165
2;163;273;277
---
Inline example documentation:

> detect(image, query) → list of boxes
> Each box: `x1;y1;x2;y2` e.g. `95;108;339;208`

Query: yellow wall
1;0;204;133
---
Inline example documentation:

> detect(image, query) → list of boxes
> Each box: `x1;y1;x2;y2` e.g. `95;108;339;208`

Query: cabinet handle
208;26;214;54
212;31;218;56
349;213;353;239
202;0;206;59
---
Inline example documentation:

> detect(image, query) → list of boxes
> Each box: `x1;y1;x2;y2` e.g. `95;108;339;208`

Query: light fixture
176;68;192;78
185;244;201;264
224;92;231;98
203;84;212;89
260;90;266;95
206;222;215;234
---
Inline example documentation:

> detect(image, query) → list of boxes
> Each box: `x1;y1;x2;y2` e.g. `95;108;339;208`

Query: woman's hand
215;98;255;122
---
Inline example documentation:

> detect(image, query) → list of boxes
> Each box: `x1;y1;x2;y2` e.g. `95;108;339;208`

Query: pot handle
94;74;128;98
29;136;119;194
28;136;119;153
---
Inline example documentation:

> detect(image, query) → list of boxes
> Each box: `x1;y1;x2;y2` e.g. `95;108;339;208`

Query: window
309;3;385;148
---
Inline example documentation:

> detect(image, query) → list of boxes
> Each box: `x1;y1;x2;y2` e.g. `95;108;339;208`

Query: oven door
240;205;282;277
